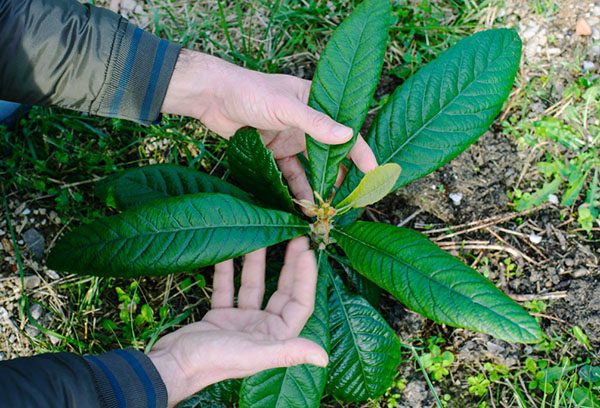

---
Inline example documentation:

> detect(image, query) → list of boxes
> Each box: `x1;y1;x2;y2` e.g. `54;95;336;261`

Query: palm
150;237;327;396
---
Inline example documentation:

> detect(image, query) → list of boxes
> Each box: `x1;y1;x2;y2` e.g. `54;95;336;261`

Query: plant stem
410;345;444;408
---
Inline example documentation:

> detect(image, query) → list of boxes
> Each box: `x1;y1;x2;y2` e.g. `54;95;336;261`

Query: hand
148;237;328;407
161;50;377;202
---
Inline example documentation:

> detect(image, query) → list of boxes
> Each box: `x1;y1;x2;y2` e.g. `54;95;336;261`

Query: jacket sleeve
0;349;168;408
0;0;181;124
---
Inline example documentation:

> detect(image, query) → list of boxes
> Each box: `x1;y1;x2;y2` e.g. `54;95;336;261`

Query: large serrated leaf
95;164;253;210
47;193;308;277
228;128;295;212
327;272;401;401
238;251;330;408
336;29;522;204
179;379;241;407
306;0;391;200
336;163;401;212
333;222;542;343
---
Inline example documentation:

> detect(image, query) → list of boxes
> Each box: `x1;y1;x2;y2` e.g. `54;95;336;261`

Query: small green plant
508;82;600;232
419;337;455;381
48;0;541;406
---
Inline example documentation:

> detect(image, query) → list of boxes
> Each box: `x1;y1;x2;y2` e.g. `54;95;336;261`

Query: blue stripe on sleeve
114;349;157;408
140;39;168;122
109;27;144;116
86;355;127;408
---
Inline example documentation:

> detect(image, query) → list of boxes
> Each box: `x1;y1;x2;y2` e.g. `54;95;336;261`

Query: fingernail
307;354;327;367
332;125;352;139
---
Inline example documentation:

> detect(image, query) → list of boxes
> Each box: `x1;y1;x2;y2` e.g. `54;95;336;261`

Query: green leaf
47;193;308;277
562;171;588;206
238;251;330;408
306;0;391;200
327;271;401;401
96;164;253;210
515;177;561;211
336;163;401;212
336;29;522;204
333;222;542;343
227;128;295;212
180;379;242;407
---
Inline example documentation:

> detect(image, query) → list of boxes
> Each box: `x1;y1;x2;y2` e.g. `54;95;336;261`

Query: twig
509;291;567;302
430;204;551;241
397;209;422;227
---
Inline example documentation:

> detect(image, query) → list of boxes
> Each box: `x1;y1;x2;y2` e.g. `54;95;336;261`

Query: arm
0;349;167;407
0;0;180;124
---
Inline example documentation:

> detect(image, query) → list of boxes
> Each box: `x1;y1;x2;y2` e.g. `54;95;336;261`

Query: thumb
259;338;328;370
282;99;353;144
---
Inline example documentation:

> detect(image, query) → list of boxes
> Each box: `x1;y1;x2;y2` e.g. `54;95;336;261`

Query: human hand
161;50;377;202
148;237;328;407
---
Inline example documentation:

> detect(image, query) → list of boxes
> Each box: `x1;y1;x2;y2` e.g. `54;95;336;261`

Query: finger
265;237;310;315
349;134;378;174
279;249;318;335
237;248;267;310
212;259;235;309
277;156;314;205
334;163;348;189
279;98;353;145
259;338;328;370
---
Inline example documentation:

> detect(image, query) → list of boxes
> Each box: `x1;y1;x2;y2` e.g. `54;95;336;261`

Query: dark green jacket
0;0;181;124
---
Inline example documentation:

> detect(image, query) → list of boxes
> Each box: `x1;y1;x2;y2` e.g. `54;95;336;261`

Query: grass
2;0;599;407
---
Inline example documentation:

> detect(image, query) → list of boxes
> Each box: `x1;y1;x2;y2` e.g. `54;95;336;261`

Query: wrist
161;50;231;119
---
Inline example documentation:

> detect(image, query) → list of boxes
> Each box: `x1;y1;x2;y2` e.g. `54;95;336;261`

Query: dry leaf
576;17;592;36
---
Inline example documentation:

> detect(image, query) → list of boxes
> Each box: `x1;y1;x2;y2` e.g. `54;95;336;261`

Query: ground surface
1;0;599;407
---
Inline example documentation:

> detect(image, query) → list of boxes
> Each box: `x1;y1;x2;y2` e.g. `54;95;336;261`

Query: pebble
25;325;40;337
548;194;559;204
0;352;5;361
593;28;600;41
23;228;45;260
449;192;463;206
30;304;43;320
14;202;27;215
565;258;575;267
20;208;31;216
0;228;4;236
573;268;589;278
23;275;41;289
529;233;543;244
583;61;596;71
576;17;593;36
0;307;8;321
48;334;60;346
44;268;60;280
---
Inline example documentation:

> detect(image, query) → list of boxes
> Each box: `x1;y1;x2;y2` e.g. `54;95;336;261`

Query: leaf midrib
312;6;379;197
328;271;371;396
73;222;309;250
334;226;536;340
380;33;519;166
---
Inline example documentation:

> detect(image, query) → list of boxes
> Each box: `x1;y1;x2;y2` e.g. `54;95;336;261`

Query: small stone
14;202;27;215
0;352;5;361
576;17;593;36
23;228;45;260
0;307;9;321
545;280;553;288
583;61;596;71
522;24;539;41
25;325;40;337
30;303;43;320
0;228;4;236
548;194;559;204
593;28;600;41
529;233;542;244
573;268;589;278
48;334;60;346
39;208;46;216
23;275;41;289
565;258;575;267
449;192;463;206
20;208;31;216
44;269;60;280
